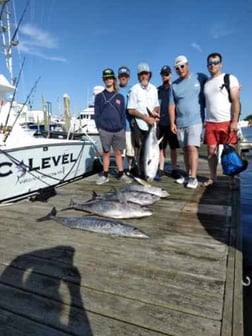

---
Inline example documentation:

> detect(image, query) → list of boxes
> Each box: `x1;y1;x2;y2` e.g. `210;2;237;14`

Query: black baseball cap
102;68;115;78
160;65;172;75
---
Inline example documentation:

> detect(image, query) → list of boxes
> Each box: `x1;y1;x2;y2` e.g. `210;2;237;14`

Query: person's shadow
0;245;93;335
197;175;239;248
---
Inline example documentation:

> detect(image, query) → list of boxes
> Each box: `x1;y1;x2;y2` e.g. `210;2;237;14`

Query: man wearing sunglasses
203;52;240;189
169;55;208;189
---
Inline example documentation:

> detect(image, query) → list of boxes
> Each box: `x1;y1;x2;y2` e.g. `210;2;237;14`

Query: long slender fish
65;198;152;219
37;207;149;238
92;187;160;205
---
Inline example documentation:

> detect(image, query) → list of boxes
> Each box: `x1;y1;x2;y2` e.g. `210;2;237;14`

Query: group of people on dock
94;52;241;190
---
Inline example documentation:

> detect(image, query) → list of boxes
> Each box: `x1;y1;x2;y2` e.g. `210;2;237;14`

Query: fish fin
36;207;57;222
90;191;98;200
133;176;152;187
114;187;127;204
158;136;164;145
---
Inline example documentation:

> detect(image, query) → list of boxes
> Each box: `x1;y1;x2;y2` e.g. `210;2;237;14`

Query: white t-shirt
127;82;159;131
204;73;239;122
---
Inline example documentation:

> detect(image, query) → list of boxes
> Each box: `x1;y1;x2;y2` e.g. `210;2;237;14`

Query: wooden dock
0;148;243;336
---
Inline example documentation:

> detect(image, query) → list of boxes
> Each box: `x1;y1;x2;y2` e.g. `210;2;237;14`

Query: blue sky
1;0;252;118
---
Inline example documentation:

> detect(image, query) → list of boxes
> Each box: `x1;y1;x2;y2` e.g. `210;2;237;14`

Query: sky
1;0;252;119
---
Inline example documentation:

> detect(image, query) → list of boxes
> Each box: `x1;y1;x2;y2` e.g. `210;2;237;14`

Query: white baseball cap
174;55;188;67
137;63;150;74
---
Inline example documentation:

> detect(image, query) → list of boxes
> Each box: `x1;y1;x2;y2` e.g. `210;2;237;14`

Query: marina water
240;126;252;266
240;126;252;336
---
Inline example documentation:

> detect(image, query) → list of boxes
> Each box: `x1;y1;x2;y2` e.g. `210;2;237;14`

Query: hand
170;123;177;134
230;121;238;132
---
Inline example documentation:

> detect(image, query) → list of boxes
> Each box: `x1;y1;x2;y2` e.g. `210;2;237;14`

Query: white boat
0;78;101;204
0;1;101;203
72;85;104;135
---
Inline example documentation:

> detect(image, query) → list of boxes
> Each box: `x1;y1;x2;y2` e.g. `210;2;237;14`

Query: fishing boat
71;85;104;136
0;0;102;203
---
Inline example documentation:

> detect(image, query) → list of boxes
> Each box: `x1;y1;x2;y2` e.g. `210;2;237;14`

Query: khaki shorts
177;123;202;148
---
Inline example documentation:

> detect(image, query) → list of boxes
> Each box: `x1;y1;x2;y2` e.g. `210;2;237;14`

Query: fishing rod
0;0;7;22
9;0;30;49
3;57;25;129
4;76;41;143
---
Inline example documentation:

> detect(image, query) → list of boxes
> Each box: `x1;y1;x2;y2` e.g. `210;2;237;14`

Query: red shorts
204;121;238;145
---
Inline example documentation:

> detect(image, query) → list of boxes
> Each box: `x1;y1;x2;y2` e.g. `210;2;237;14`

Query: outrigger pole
3;57;25;128
4;76;41;143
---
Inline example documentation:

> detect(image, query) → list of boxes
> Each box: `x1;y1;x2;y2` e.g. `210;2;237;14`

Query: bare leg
102;151;110;172
207;145;218;181
187;145;198;178
114;149;124;172
170;148;177;170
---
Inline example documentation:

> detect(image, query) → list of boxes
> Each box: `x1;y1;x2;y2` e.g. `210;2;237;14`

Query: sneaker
154;170;164;181
119;174;132;184
186;177;198;189
96;175;109;185
176;175;186;184
171;169;181;179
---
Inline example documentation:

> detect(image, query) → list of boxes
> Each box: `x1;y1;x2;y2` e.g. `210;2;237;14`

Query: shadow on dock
0;246;93;335
197;176;238;248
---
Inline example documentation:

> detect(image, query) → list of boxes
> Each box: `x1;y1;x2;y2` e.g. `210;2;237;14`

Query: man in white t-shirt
203;52;240;189
127;63;160;178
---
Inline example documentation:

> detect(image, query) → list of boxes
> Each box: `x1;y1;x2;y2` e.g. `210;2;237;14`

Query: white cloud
18;23;66;62
210;23;236;39
191;42;202;53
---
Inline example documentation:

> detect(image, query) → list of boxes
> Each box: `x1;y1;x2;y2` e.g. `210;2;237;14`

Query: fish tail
36;207;57;222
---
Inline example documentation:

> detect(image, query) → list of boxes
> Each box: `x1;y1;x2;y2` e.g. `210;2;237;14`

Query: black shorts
157;125;180;150
131;119;148;149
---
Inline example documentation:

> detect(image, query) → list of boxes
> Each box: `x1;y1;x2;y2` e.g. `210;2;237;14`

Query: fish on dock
121;183;169;198
37;207;149;238
92;187;160;205
65;198;152;219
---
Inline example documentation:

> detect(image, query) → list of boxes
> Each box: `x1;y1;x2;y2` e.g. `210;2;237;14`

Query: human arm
230;87;240;131
169;104;177;134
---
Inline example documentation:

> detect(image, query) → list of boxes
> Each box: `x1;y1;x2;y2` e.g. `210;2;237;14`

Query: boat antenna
3;57;25;129
4;75;41;143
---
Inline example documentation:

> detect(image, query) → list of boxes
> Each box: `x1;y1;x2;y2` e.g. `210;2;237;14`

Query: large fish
37;207;149;238
121;183;169;198
143;109;163;181
65;198;152;219
92;187;160;205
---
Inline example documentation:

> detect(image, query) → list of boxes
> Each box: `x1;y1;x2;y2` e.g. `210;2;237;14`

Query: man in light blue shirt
169;55;208;189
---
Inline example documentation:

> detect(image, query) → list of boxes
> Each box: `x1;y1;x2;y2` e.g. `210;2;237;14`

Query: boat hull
0;140;101;203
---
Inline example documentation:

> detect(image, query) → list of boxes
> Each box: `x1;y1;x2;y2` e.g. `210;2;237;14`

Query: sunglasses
175;64;185;71
161;73;170;77
103;77;114;80
207;60;221;66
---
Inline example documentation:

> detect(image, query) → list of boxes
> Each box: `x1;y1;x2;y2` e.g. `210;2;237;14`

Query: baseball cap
174;55;188;67
102;68;115;78
118;66;130;77
160;65;172;75
137;63;150;74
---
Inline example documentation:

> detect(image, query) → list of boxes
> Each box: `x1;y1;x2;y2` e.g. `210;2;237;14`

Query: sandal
202;179;215;187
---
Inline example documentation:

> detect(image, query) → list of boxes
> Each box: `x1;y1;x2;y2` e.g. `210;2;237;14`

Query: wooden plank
0;146;244;335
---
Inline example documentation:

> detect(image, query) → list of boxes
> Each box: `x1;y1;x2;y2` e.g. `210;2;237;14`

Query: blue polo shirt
169;72;208;127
